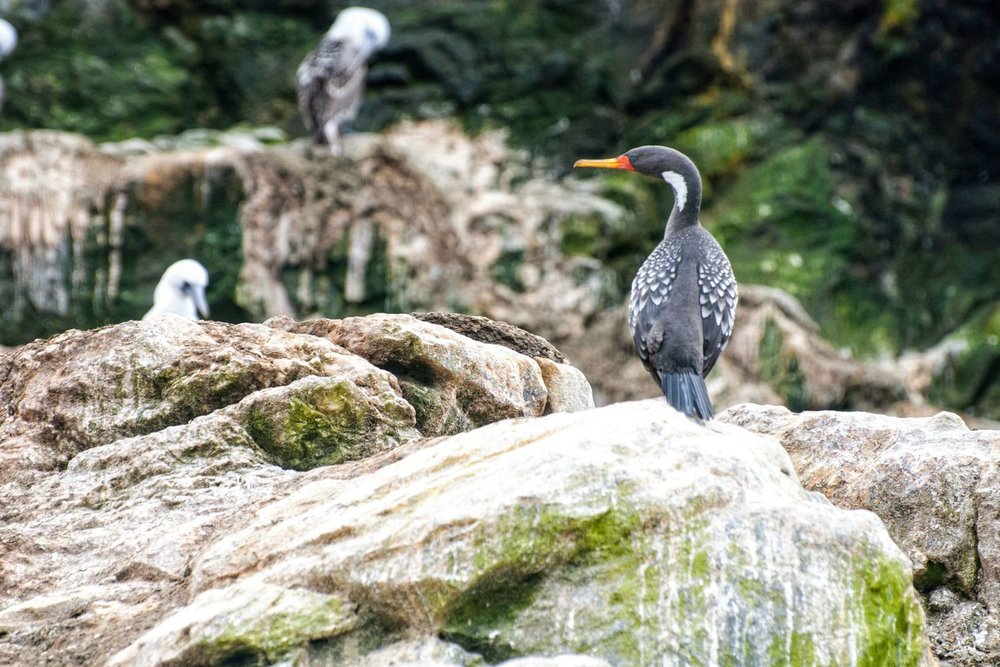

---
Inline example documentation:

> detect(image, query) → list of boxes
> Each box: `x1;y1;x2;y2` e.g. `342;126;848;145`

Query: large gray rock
0;314;927;666
268;313;593;435
720;404;1000;665
0;316;415;474
101;401;924;665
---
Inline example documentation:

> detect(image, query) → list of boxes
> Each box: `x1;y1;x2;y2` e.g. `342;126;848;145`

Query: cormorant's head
574;145;702;214
329;7;390;57
155;259;210;319
0;19;17;59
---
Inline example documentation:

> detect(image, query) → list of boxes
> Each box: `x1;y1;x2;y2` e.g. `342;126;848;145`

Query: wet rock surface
720;403;1000;665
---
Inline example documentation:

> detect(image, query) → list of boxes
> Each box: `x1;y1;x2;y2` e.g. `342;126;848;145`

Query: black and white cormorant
575;146;737;420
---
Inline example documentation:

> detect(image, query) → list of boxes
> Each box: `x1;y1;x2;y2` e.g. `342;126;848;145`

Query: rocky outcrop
266;313;593;433
0;123;619;345
720;404;1000;665
0;314;930;665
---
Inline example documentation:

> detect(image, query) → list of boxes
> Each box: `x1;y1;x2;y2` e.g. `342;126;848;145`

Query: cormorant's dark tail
661;372;713;420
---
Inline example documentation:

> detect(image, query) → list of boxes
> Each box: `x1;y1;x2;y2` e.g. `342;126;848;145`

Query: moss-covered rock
926;305;1000;421
110;583;359;666
184;400;929;666
721;404;1000;665
235;374;419;470
270;314;551;437
0;317;403;462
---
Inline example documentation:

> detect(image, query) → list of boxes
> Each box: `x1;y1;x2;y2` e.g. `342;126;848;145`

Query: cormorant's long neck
661;169;703;238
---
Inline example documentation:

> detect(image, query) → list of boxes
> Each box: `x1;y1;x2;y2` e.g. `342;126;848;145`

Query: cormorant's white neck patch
661;171;687;211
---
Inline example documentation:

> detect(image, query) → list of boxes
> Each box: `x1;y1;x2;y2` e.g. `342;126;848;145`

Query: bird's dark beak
573;155;634;170
191;285;210;319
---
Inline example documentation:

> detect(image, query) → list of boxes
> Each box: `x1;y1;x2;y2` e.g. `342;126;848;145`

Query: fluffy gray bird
0;19;17;113
575;146;738;420
297;7;390;155
143;259;210;321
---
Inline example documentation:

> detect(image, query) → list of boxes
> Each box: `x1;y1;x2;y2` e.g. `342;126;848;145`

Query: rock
719;285;907;411
533;356;594;415
412;312;567;363
0;311;592;665
100;400;928;666
0;316;413;474
0;131;122;341
267;314;553;436
498;657;611;667
0;318;931;666
336;637;483;667
227;374;419;471
719;403;1000;665
410;312;594;414
108;582;358;667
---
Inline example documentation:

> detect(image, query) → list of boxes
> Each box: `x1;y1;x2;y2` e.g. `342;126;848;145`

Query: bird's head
574;145;702;215
159;259;210;319
0;19;17;59
329;7;391;56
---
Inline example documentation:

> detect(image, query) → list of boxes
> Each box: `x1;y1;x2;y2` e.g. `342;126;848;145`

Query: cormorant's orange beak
573;155;634;170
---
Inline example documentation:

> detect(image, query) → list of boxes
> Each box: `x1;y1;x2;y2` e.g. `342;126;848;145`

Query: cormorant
575;146;737;420
143;259;211;321
297;7;390;155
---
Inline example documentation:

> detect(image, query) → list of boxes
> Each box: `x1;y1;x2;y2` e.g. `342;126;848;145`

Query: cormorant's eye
181;281;192;294
365;27;377;43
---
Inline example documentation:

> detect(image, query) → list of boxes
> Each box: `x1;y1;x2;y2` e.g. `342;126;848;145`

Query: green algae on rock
270;313;556;437
181;400;929;666
235;375;419;470
720;404;1000;664
108;583;358;666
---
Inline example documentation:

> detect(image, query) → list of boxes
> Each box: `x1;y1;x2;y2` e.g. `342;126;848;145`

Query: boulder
720;404;1000;665
1;390;930;665
0;312;596;666
267;313;592;435
0;313;929;666
0;316;415;474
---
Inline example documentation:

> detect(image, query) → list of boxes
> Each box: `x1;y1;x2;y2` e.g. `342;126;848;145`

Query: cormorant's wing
296;38;368;136
628;238;682;386
698;241;737;375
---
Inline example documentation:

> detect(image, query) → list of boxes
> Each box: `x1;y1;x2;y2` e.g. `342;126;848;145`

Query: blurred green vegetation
0;0;998;415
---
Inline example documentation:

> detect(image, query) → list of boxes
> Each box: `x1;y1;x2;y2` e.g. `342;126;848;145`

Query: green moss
442;504;644;660
927;310;1000;420
194;590;355;665
672;116;794;184
243;380;408;471
852;555;926;667
491;248;525;291
768;631;817;665
877;0;920;56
